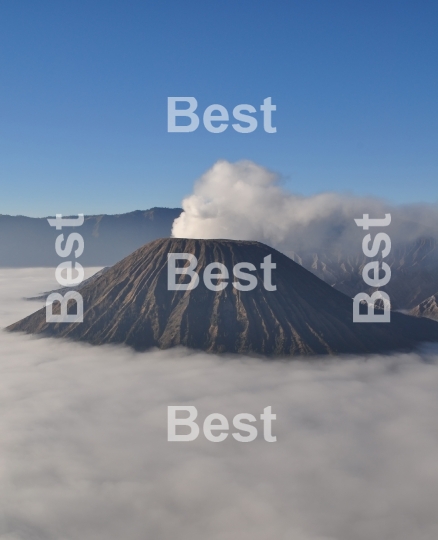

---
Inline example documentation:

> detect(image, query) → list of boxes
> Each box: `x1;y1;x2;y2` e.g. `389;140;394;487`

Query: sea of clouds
1;268;438;540
172;160;438;256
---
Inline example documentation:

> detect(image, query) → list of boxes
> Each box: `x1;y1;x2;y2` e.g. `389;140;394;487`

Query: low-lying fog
1;269;438;540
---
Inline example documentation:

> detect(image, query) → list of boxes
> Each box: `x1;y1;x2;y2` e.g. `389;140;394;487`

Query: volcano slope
7;238;438;356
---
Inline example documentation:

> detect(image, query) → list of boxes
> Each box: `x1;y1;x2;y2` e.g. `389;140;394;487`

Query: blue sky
1;0;437;216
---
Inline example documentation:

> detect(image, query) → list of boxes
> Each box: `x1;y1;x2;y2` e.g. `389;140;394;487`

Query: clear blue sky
1;0;437;216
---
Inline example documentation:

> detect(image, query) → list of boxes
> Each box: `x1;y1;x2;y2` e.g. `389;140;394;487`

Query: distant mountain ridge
288;237;438;310
410;293;438;321
0;208;182;267
7;238;438;356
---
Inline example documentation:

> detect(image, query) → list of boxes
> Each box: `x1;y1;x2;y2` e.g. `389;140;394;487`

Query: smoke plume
172;160;438;255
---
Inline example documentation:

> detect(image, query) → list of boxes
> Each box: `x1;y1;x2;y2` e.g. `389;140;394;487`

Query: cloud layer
1;269;438;540
172;160;438;255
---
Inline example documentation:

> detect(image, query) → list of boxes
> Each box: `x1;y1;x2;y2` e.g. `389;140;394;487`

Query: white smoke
172;160;438;255
2;269;438;539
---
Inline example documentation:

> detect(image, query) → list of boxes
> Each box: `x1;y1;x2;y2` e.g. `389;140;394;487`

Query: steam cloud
1;269;438;539
172;160;438;255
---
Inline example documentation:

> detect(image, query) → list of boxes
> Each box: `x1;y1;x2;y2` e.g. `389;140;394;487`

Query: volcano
7;238;438;356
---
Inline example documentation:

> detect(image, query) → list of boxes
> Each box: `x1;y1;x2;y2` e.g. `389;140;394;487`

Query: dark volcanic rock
26;267;111;302
7;239;438;356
